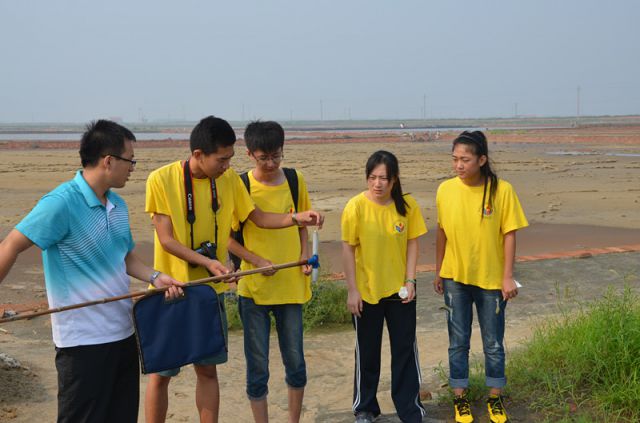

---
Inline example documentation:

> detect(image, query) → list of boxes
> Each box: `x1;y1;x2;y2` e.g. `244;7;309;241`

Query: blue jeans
443;279;507;389
238;296;307;400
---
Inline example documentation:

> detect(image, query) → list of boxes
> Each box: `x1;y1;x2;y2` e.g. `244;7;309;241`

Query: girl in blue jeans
433;131;528;423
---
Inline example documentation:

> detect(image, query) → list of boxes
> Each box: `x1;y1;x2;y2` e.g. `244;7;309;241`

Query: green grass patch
435;356;501;403
301;280;352;330
508;287;640;422
224;292;242;331
224;280;351;332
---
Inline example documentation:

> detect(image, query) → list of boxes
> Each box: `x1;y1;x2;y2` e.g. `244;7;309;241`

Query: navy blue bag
133;285;226;374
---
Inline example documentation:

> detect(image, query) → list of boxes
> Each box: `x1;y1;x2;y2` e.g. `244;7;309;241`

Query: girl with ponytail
341;150;427;423
433;131;528;423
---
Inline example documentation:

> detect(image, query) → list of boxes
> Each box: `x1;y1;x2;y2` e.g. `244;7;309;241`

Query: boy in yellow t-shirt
228;120;312;423
144;116;323;423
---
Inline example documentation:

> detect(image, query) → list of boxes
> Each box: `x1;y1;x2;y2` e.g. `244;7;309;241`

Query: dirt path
1;126;639;421
1;251;638;422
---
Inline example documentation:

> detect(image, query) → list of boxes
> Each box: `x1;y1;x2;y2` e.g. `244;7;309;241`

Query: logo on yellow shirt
482;204;494;217
394;222;405;233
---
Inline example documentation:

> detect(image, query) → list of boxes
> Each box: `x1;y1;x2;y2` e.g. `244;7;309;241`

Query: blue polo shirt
16;171;135;347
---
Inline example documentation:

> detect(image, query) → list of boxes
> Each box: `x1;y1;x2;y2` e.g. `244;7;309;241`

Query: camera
193;241;218;276
195;241;217;260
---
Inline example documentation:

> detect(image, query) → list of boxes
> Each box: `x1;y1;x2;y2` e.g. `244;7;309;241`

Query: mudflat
1;125;639;421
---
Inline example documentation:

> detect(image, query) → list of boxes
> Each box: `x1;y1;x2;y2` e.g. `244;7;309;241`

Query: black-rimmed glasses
252;153;284;164
109;155;137;168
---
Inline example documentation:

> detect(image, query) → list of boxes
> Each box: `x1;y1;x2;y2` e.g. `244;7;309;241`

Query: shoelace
488;396;505;415
455;397;472;415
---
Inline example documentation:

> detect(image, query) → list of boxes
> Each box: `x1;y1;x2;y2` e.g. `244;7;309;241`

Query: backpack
229;168;299;270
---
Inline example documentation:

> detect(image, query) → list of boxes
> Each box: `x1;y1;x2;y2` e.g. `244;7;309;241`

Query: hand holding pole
311;230;320;283
0;254;321;324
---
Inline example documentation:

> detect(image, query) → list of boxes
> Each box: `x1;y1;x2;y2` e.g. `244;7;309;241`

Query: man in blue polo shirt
0;120;183;423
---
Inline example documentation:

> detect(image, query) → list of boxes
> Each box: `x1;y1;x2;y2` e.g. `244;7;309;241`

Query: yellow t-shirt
341;192;427;304
436;177;529;290
237;170;312;305
145;161;255;292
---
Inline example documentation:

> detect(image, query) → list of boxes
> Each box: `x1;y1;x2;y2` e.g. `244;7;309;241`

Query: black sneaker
486;395;509;423
453;394;474;423
354;411;375;423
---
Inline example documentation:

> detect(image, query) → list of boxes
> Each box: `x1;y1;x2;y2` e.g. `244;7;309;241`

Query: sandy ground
0;126;639;422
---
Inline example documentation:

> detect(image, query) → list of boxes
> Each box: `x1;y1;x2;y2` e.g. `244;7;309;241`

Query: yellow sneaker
453;394;474;423
487;395;509;423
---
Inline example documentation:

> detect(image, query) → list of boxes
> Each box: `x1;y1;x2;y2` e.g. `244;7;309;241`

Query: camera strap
183;160;219;253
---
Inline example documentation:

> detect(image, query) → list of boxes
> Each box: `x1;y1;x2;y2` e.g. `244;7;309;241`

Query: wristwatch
291;212;302;227
150;270;162;286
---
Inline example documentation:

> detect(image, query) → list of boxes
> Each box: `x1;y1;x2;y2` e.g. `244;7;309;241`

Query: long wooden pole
0;258;311;324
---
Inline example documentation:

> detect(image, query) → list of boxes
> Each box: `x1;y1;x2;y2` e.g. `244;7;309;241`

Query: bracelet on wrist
405;278;417;285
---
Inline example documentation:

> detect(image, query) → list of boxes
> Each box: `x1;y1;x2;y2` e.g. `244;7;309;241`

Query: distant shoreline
2;123;640;150
1;114;640;134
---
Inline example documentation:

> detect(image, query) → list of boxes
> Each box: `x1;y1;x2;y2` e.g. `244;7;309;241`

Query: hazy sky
1;0;639;123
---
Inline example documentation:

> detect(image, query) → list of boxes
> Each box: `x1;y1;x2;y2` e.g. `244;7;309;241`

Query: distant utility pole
422;94;427;120
320;100;324;121
514;102;518;118
242;104;245;121
289;109;293;122
576;86;581;121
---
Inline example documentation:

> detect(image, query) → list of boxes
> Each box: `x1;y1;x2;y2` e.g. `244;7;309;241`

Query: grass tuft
508;287;640;422
301;280;351;330
435;357;497;403
224;280;350;332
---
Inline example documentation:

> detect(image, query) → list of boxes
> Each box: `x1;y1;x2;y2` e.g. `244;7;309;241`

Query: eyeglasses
252;153;284;164
109;155;137;168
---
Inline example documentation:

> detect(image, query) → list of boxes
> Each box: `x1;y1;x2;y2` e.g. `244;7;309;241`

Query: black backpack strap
230;169;299;271
237;172;251;227
282;168;299;212
230;172;251;270
239;171;250;195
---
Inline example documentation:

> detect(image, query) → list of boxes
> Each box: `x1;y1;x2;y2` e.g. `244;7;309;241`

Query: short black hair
190;116;236;154
79;120;136;167
243;120;285;153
